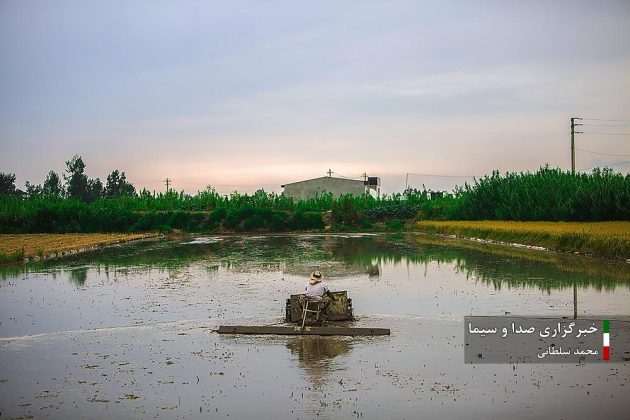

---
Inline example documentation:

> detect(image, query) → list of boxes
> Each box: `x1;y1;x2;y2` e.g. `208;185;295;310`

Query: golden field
416;221;630;239
0;233;157;262
415;221;630;260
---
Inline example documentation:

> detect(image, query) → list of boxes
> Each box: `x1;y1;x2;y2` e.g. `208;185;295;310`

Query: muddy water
0;233;629;419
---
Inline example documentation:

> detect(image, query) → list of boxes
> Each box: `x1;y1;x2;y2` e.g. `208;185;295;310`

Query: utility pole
165;178;172;210
570;117;582;174
405;173;409;191
570;117;582;318
327;169;332;177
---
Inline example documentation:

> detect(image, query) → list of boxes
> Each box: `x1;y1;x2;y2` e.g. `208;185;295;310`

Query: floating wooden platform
217;325;390;336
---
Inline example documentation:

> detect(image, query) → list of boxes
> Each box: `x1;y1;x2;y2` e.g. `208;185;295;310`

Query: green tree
0;173;17;195
105;169;136;197
24;170;63;199
64;155;89;200
24;181;42;198
64;155;102;202
139;188;153;199
87;178;103;202
42;171;63;197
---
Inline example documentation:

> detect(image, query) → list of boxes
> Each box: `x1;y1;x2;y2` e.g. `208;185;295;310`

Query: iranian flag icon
603;320;610;361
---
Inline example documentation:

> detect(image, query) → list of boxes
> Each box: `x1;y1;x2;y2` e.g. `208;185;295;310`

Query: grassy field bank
0;233;158;264
415;221;630;260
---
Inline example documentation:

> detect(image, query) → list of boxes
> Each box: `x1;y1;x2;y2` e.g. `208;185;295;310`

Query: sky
1;0;630;194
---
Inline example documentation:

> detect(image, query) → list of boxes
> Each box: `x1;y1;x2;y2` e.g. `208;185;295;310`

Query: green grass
415;221;630;260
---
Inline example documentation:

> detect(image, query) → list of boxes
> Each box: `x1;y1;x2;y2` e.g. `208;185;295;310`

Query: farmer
303;270;336;317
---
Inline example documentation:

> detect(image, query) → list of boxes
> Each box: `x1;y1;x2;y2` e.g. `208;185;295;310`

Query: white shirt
305;282;329;298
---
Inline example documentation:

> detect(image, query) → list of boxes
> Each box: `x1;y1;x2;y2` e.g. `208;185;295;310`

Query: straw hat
309;270;324;284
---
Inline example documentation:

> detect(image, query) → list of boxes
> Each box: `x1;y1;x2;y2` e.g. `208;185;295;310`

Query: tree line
0;155;135;201
0;157;629;234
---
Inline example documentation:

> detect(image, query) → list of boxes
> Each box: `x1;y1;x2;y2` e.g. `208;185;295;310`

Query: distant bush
208;208;227;225
270;213;289;231
331;196;360;225
289;211;324;230
385;219;405;231
364;203;417;220
360;216;373;229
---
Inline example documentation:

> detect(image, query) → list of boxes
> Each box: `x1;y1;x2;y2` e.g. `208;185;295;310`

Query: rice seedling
0;233;155;262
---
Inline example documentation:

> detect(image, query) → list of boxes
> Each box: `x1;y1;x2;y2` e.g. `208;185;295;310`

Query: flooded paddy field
1;233;629;419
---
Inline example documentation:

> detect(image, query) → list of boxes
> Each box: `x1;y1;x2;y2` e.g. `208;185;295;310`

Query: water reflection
286;337;351;387
2;234;629;339
1;233;629;292
69;267;88;285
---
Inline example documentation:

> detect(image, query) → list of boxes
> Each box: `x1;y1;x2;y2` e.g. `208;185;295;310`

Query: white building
281;174;380;200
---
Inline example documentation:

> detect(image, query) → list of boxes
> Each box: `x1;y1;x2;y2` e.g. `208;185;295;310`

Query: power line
405;172;481;190
581;123;630;127
607;160;630;167
575;148;630;157
210;183;279;187
203;183;282;189
580;132;630;136
407;172;479;178
581;118;630;122
579;160;630;171
332;172;363;180
571;117;582;173
153;180;280;188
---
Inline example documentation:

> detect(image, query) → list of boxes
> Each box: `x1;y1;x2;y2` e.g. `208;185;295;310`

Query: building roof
281;176;365;188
